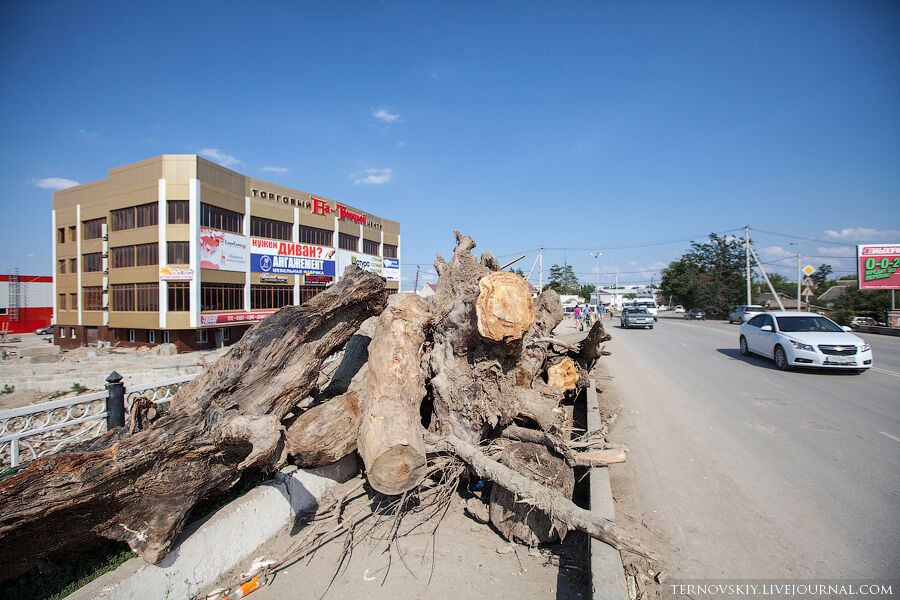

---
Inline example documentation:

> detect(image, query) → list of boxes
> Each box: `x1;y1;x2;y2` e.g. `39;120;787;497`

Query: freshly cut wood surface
475;271;535;343
547;356;579;391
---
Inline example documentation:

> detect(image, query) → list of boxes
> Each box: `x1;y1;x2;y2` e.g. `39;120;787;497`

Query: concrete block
66;454;359;600
18;345;62;358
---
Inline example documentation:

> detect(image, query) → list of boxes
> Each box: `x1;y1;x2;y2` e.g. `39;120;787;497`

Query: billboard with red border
857;244;900;290
200;311;276;326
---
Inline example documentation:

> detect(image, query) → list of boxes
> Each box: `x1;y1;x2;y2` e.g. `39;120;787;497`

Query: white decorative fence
0;373;198;470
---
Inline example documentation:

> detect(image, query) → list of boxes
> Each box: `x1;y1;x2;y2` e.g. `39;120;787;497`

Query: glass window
298;285;324;304
747;315;765;328
58;294;66;310
111;246;135;268
57;228;65;244
70;328;76;339
298;225;333;247
57;259;66;274
383;244;398;259
111;284;135;311
135;243;159;266
148;330;156;344
776;316;843;333
339;232;359;251
82;286;103;310
68;258;77;272
110;203;157;231
363;239;380;256
167;201;189;224
201;283;244;311
83;253;103;272
69;293;77;310
196;330;208;343
59;326;66;338
251;284;293;309
167;241;190;264
135;283;159;311
83;218;105;239
251;216;292;241
223;328;230;341
68;226;76;240
167;282;190;311
163;331;171;344
128;329;136;343
200;203;243;233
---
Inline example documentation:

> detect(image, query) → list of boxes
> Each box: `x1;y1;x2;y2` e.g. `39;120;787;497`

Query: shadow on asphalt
716;348;863;376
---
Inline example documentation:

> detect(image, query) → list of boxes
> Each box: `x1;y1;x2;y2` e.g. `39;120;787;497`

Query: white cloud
26;253;35;258
79;129;99;139
353;168;393;185
815;246;854;258
199;148;242;167
262;166;289;174
822;227;900;243
758;245;793;260
34;177;80;190
372;108;400;124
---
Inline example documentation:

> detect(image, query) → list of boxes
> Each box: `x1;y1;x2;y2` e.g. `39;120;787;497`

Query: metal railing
0;372;197;470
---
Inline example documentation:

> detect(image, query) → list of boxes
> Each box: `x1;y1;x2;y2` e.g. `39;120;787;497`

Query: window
69;226;76;240
251;216;292;241
57;228;65;244
59;326;66;338
70;328;77;339
111;284;135;311
339;232;359;251
200;203;242;233
148;330;156;344
298;285;324;304
162;331;171;344
128;329;136;343
383;244;398;259
83;218;105;240
167;201;189;224
58;294;66;310
363;239;380;256
57;259;66;274
167;241;190;264
136;283;159;311
167;282;190;311
251;284;293;309
69;293;77;310
223;328;230;341
110;203;157;231
83;253;103;272
298;225;333;247
111;246;135;268
135;243;158;266
196;330;208;343
0;308;5;315
201;283;243;311
68;258;77;272
83;286;103;310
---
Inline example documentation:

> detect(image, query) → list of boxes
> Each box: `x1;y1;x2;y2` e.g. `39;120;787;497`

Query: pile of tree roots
0;231;647;580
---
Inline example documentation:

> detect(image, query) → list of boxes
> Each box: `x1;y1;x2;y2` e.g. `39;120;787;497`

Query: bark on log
0;267;387;575
577;320;612;371
321;316;377;398
475;272;535;342
432;433;651;557
357;293;433;495
285;388;361;468
489;442;575;545
514;388;565;432
500;426;627;467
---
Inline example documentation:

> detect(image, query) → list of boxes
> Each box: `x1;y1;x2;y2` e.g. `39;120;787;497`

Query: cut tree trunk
0;267;387;575
475;271;536;342
546;356;580;392
489;441;575;545
357;293;433;496
285;388;361;468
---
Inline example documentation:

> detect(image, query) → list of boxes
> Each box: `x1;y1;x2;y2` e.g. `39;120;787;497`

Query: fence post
105;371;125;429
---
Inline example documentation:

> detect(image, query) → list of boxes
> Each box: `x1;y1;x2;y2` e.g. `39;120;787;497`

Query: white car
739;311;873;372
674;305;685;313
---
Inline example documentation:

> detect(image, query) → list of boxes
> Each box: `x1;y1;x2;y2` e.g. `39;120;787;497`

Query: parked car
685;308;706;320
739;311;873;372
850;316;878;327
674;305;685;313
620;307;654;329
34;326;53;335
728;305;766;324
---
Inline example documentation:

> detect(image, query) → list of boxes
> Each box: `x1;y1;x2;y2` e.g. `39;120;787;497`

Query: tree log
501;426;627;466
577;320;612;371
546;356;580;392
489;442;574;545
475;272;535;342
357;293;433;495
0;267;387;574
285;388;361;468
431;433;650;557
321;316;377;398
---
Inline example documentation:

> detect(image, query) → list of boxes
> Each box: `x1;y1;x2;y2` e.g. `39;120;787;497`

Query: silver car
620;307;654;329
729;305;766;324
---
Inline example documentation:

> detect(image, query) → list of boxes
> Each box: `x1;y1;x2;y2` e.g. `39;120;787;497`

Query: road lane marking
878;431;900;443
872;367;900;378
763;378;783;389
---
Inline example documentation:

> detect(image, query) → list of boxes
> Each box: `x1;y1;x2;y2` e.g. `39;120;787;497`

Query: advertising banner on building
857;244;900;290
200;311;276;326
381;257;400;282
200;227;248;272
250;238;336;277
159;266;194;281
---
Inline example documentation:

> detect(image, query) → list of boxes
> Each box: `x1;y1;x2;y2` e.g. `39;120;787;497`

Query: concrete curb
66;454;359;600
587;379;628;600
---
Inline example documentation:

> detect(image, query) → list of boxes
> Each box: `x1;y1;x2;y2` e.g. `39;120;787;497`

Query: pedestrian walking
574;306;583;331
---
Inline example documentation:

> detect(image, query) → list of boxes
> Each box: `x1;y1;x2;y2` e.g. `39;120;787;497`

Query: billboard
200;311;275;326
381;257;400;282
200;227;247;272
159;266;193;281
337;250;400;282
857;244;900;290
250;238;336;277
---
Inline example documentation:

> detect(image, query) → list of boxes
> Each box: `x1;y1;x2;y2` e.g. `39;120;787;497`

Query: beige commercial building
52;155;400;350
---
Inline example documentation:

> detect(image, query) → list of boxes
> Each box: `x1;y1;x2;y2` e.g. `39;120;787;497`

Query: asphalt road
603;314;899;579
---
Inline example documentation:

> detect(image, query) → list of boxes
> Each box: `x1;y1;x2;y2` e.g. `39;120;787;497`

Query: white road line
763;378;783;389
872;367;900;378
878;431;900;443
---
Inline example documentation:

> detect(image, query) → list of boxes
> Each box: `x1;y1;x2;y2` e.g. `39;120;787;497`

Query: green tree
752;272;795;298
578;284;596;304
829;286;892;324
810;264;833;288
546;264;580;295
509;268;525;277
658;233;745;317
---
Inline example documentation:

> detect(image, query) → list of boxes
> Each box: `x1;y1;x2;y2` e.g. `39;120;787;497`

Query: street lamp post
590;252;602;305
789;242;801;310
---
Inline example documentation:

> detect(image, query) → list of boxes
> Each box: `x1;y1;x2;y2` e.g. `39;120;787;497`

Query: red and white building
0;273;53;334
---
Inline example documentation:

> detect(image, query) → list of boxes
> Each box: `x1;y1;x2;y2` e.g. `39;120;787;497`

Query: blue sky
1;1;898;290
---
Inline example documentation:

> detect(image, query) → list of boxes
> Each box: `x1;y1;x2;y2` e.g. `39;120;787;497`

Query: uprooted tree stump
0;231;647;580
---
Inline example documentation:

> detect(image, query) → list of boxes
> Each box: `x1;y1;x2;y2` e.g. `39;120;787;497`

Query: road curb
65;454;358;600
587;379;628;600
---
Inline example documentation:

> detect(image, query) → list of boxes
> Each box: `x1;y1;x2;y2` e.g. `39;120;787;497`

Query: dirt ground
212;481;590;600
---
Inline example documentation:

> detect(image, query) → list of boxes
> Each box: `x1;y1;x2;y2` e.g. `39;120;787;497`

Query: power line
751;228;858;247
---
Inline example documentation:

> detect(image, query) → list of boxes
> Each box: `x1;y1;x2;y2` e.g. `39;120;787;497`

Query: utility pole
590;252;602;301
745;226;751;304
413;265;420;294
790;242;801;310
538;247;543;291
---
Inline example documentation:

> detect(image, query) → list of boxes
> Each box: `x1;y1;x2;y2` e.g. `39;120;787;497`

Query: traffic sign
802;286;815;298
803;276;815;287
802;264;815;276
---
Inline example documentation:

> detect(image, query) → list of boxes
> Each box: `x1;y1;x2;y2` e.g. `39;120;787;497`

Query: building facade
52;155;400;351
1;272;53;334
